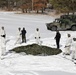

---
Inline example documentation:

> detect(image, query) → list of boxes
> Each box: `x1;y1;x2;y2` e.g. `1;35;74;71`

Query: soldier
35;28;41;45
64;34;72;55
0;36;1;59
21;27;27;43
71;38;76;60
0;26;6;56
54;30;61;49
15;27;21;45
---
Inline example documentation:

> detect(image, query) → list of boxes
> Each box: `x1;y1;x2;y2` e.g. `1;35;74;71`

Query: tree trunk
22;8;25;13
26;9;27;13
42;8;44;13
37;10;39;13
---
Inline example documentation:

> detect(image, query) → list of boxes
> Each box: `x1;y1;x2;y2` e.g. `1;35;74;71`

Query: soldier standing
64;34;72;55
71;38;76;60
21;27;27;43
54;30;61;49
15;27;21;45
0;26;6;57
35;28;41;45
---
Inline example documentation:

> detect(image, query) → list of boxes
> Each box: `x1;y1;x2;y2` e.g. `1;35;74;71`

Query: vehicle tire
47;27;50;30
46;25;50;30
51;26;57;31
71;25;76;31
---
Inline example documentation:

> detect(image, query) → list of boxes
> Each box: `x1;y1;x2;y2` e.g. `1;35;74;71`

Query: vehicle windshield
55;19;60;23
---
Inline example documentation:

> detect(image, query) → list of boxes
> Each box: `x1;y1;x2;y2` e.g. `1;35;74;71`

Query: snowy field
0;11;76;75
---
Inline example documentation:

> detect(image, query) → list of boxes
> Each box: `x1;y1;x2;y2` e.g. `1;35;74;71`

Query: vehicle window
55;19;59;22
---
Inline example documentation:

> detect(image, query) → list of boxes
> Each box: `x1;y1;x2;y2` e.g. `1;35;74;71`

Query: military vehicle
46;14;76;31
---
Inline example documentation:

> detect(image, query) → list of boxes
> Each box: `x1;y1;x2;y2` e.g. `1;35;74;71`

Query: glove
1;35;6;38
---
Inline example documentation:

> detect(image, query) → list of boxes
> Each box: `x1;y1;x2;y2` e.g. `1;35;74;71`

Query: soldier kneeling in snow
63;34;72;55
71;38;76;62
0;26;6;58
35;28;41;45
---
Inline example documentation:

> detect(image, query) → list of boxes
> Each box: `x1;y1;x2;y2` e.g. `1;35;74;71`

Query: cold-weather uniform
0;27;6;56
64;36;72;55
0;36;2;58
35;28;41;45
15;29;21;44
71;38;76;60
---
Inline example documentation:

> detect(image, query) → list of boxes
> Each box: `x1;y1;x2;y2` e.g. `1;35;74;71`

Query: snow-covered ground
0;12;76;75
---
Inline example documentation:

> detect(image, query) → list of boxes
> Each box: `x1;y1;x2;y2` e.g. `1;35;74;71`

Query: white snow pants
64;46;71;54
0;45;2;59
71;45;76;59
71;50;76;59
0;37;6;56
35;37;41;45
15;37;21;45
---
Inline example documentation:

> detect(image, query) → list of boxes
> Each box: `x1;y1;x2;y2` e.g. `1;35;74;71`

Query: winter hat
73;38;76;41
67;34;71;37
